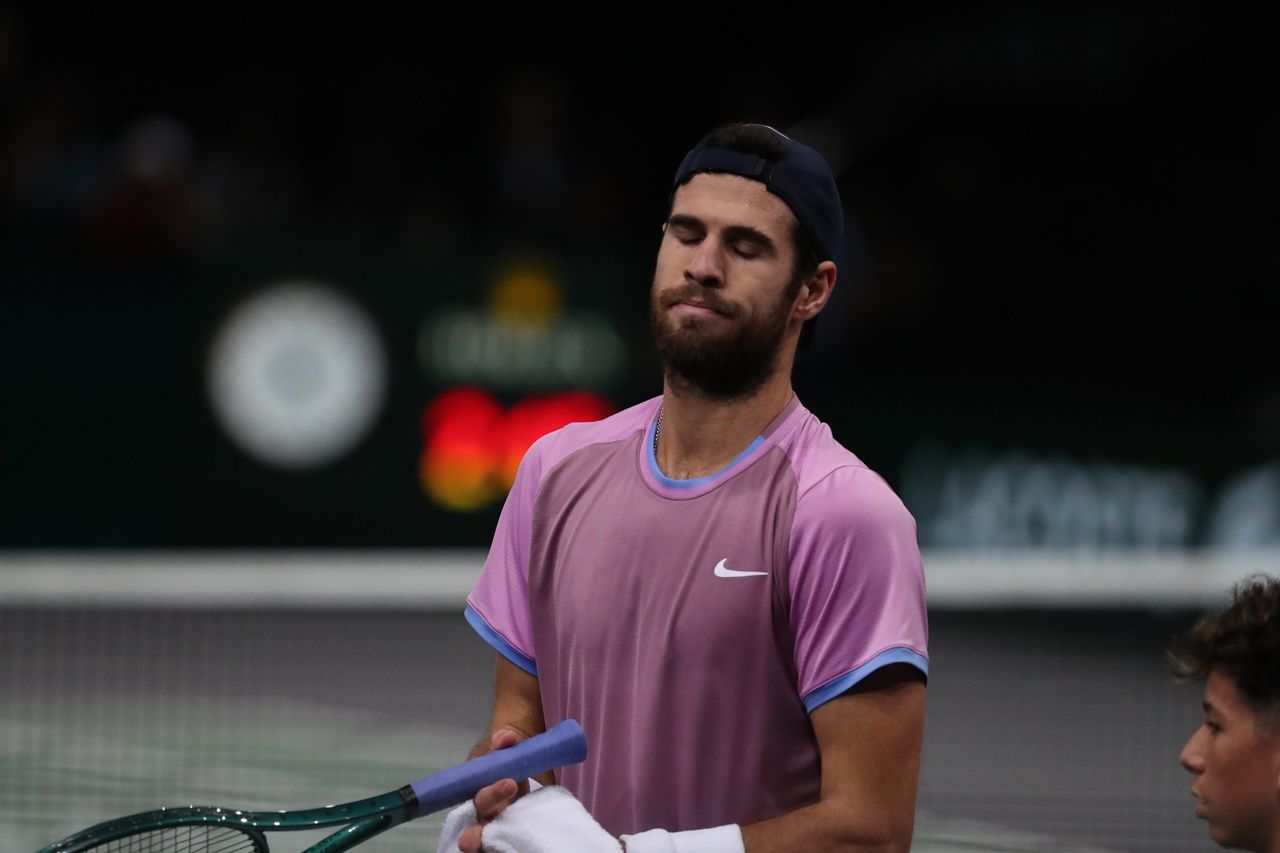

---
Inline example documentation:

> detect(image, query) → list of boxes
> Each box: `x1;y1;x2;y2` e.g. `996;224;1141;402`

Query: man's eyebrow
667;213;705;231
722;224;776;252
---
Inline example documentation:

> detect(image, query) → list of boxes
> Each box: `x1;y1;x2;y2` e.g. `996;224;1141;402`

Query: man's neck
654;371;795;481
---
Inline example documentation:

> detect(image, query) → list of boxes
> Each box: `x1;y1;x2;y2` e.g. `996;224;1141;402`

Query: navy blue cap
671;126;843;265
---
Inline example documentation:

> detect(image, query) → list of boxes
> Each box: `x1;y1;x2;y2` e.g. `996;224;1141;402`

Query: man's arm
456;655;552;853
738;664;925;853
469;654;546;759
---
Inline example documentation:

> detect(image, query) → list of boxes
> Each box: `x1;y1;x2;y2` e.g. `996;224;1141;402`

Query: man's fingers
457;777;517;853
489;728;523;751
467;729;529;821
457;823;483;853
474;777;519;819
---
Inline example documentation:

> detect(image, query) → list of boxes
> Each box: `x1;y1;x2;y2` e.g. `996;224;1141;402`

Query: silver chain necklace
654;407;662;452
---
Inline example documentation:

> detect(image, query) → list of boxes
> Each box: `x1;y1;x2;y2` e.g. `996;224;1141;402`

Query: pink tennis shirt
466;395;928;836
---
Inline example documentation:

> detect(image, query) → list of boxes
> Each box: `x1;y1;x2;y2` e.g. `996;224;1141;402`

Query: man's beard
649;282;791;400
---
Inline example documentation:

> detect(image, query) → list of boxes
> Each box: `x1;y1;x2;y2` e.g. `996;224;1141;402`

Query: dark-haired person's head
652;122;841;398
1171;575;1280;852
677;124;824;301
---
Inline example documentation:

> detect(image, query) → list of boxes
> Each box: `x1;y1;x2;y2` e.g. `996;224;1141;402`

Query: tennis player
1173;575;1280;852
443;122;929;853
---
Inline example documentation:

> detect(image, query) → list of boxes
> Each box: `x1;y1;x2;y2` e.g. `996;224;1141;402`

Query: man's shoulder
780;406;914;530
526;396;658;473
776;404;869;493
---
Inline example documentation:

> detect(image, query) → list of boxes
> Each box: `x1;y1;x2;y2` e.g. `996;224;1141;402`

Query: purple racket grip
408;719;587;815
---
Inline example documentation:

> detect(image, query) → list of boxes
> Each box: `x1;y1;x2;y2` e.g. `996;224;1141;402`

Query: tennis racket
36;719;587;853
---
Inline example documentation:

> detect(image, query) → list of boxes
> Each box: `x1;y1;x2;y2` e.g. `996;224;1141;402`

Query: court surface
2;608;1210;851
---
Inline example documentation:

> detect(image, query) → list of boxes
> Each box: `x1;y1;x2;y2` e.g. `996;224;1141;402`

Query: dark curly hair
1169;575;1280;716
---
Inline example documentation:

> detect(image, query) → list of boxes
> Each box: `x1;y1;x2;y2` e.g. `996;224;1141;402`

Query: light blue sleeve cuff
464;604;538;677
802;647;929;712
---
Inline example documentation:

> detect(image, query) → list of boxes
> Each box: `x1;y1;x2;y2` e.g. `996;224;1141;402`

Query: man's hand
448;654;547;851
458;727;529;852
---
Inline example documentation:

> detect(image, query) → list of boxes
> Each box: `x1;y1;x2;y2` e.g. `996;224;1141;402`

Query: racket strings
86;825;266;853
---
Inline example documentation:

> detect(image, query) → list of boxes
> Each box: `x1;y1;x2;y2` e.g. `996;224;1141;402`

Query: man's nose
685;238;725;287
1180;729;1205;774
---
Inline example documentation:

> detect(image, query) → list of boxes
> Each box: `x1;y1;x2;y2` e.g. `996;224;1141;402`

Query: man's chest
526;466;798;662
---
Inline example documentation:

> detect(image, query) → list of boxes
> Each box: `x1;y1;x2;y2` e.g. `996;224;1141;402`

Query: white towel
436;798;479;853
621;825;745;853
480;785;620;853
435;778;548;853
434;784;742;853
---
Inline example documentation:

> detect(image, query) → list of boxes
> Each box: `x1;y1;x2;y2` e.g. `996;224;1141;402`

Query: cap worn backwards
671;125;843;266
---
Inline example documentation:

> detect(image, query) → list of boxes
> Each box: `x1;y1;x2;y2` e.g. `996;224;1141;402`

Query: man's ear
793;261;837;322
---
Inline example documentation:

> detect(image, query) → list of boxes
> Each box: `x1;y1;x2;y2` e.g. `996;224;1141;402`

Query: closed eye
667;215;705;245
722;226;774;260
666;215;776;260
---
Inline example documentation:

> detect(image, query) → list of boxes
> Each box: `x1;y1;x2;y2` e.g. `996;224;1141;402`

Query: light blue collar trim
645;418;764;490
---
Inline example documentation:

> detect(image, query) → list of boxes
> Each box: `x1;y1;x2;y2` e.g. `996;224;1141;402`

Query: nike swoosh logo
714;558;768;578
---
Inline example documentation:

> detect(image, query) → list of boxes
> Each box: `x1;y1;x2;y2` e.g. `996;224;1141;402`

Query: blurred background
1;5;1275;851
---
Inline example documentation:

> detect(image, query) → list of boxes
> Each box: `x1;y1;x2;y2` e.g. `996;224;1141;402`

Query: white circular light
207;280;388;470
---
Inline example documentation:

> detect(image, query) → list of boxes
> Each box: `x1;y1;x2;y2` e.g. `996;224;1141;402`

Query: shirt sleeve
464;435;547;676
788;465;929;712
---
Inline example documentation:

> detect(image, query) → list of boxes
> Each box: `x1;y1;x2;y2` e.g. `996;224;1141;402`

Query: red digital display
420;388;613;511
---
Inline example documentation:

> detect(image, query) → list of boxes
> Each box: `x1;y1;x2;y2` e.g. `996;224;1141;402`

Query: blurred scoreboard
0;245;649;547
1;242;1276;554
